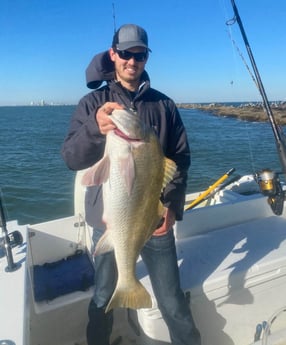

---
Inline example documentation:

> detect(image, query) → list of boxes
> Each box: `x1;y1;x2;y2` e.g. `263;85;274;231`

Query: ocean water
0;105;282;225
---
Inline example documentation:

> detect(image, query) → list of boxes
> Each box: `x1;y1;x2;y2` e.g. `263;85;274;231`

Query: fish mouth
114;128;142;141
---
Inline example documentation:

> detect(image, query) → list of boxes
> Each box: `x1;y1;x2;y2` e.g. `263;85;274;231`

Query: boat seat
32;251;95;314
33;287;94;314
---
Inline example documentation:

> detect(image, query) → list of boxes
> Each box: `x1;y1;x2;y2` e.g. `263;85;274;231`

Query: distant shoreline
177;102;286;125
1;103;286;125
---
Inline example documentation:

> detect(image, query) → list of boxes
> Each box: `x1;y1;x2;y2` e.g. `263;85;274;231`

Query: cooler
132;215;286;345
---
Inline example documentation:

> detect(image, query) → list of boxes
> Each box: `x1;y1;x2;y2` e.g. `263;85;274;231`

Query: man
61;24;201;345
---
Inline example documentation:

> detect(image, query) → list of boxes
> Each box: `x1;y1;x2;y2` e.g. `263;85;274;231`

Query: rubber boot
86;299;113;345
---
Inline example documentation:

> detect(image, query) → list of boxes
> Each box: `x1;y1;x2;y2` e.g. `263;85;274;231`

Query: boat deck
2;189;286;345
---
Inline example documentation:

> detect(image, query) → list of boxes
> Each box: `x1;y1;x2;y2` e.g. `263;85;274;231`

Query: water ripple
0;106;282;224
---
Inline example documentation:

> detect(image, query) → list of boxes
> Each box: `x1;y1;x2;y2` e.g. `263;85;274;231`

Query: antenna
112;3;116;33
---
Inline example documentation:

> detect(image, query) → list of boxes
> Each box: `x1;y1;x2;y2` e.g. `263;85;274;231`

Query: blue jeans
92;228;201;345
91;228;117;308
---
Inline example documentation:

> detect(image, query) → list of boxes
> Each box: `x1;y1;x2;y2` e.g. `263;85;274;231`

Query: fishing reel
0;230;23;258
255;169;285;216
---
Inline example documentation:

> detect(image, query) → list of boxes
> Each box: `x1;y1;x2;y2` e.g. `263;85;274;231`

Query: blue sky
0;0;285;106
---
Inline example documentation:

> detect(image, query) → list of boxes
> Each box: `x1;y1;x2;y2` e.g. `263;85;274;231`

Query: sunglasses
116;49;148;62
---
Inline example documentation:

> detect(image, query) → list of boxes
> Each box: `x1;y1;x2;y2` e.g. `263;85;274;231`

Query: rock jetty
177;102;286;125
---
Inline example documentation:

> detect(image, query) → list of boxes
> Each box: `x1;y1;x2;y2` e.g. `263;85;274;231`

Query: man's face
109;46;148;90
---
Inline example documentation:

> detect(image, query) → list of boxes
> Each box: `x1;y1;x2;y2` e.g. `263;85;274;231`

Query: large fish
82;108;177;312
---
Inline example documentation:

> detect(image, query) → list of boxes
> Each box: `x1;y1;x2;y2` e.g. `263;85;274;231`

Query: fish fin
105;280;152;312
158;199;165;215
144;201;165;242
120;152;135;196
81;156;110;186
94;231;114;256
162;158;177;191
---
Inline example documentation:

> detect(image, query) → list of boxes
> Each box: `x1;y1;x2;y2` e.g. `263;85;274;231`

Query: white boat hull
1;174;286;345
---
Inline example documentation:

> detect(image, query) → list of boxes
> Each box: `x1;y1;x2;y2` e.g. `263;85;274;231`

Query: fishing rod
0;194;21;272
112;2;117;33
228;0;286;174
185;168;235;211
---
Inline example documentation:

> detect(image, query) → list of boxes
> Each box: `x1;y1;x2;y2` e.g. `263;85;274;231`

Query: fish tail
105;281;152;312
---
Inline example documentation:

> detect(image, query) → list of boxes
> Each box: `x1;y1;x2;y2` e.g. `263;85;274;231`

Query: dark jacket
61;51;190;222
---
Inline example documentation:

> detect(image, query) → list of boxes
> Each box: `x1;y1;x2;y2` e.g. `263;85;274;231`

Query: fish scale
82;108;177;312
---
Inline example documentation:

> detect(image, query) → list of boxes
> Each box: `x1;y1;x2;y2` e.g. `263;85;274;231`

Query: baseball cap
112;24;151;51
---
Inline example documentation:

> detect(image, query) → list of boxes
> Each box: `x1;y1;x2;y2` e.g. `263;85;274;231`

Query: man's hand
153;208;176;237
96;102;124;135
